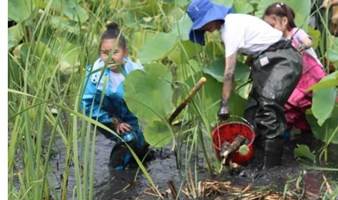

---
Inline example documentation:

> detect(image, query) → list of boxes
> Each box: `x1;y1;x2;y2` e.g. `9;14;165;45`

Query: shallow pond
49;133;337;199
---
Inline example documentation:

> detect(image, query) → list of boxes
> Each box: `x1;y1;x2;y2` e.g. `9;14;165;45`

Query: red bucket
212;121;255;165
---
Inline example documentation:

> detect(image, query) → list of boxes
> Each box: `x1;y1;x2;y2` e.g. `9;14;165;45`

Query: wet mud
49;133;337;199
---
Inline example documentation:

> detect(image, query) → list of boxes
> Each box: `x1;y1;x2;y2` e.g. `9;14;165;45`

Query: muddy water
50;132;337;199
50;133;181;199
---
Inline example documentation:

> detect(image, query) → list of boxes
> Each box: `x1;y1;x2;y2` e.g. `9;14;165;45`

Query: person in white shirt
187;0;302;168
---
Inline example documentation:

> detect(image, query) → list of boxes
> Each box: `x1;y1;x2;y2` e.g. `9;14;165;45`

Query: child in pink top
263;2;326;134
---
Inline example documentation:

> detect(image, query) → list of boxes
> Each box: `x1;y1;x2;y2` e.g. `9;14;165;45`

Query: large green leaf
124;63;174;122
202;58;251;99
184;73;247;124
196;74;223;123
144;120;172;148
63;1;88;22
212;0;233;6
8;24;24;49
233;0;254;14
171;14;193;40
204;41;224;58
168;41;201;65
132;0;161;16
255;0;277;17
327;38;338;65
50;16;79;34
58;47;81;74
124;63;174;147
171;0;190;7
307;105;338;144
138;32;177;64
308;27;321;49
309;71;338;91
283;0;311;27
51;0;88;22
8;0;33;22
311;87;337;126
327;49;338;63
51;38;81;74
131;31;152;53
203;59;224;82
17;42;53;66
203;58;250;83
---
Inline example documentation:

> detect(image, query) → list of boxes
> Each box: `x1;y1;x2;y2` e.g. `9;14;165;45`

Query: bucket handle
219;114;254;129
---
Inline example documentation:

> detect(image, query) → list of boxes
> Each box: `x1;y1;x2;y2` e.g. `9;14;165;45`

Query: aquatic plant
8;0;338;199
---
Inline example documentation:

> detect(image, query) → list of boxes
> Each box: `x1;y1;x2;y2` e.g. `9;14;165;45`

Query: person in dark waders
81;22;150;171
187;0;302;168
263;2;326;149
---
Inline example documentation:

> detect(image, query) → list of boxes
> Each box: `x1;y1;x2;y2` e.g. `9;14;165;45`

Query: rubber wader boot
263;137;284;169
109;143;133;171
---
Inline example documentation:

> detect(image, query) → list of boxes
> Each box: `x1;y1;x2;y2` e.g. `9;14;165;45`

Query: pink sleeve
292;28;311;43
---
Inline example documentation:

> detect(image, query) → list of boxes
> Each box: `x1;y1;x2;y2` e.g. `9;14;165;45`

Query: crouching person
81;22;149;171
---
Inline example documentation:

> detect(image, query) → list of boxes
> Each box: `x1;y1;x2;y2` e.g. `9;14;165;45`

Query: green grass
8;0;338;199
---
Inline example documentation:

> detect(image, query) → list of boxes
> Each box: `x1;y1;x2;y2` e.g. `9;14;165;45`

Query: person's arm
112;118;131;134
218;14;243;120
223;53;237;102
81;97;112;124
218;52;237;120
293;29;312;50
300;36;312;48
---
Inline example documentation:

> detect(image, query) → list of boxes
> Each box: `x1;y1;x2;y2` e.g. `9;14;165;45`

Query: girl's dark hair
100;22;127;50
263;2;296;30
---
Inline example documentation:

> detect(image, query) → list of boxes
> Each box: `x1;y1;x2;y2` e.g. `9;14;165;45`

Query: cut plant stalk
167;77;207;171
168;77;207;124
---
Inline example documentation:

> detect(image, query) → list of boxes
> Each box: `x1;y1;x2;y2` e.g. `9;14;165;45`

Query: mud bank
49;133;337;199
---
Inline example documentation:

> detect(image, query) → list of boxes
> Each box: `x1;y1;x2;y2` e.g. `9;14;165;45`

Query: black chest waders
243;40;302;168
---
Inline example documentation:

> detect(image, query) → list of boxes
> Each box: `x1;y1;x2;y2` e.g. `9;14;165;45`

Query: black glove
218;100;230;121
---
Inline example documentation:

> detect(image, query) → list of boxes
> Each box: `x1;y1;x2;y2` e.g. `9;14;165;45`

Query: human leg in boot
263;137;284;169
135;143;156;163
109;142;132;171
254;98;286;169
248;43;302;169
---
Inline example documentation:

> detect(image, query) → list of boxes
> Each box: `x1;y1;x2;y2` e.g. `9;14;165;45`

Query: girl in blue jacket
81;23;147;171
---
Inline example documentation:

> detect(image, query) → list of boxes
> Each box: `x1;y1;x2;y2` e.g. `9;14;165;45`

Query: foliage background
8;0;338;199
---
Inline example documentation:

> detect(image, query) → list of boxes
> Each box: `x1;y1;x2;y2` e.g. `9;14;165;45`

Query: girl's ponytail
99;22;127;52
264;2;296;30
106;22;120;34
285;5;296;29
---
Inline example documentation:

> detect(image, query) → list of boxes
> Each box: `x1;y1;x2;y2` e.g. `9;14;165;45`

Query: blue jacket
81;57;146;171
81;57;143;124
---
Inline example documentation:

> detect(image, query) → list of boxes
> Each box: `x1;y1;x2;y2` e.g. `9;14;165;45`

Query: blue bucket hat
187;0;232;45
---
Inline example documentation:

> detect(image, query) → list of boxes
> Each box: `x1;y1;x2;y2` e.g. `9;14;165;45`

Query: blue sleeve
123;57;144;74
81;63;113;124
81;95;112;124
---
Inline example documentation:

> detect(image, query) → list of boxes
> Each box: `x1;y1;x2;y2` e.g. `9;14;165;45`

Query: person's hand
116;122;132;134
218;100;230;121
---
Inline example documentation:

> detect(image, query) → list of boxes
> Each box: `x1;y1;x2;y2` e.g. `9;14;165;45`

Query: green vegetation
8;0;338;199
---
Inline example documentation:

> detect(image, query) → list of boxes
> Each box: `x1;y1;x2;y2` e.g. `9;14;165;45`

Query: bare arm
222;53;237;102
300;36;312;48
289;29;312;49
218;52;237;120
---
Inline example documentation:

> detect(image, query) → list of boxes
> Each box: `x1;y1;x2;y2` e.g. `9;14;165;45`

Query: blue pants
97;93;146;170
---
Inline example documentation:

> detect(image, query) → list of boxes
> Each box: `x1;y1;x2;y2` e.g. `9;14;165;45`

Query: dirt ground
50;133;337;200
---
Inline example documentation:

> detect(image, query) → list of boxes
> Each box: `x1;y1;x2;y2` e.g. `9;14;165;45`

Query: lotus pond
8;0;338;199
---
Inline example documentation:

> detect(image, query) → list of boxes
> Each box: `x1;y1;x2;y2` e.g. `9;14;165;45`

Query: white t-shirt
220;14;283;57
